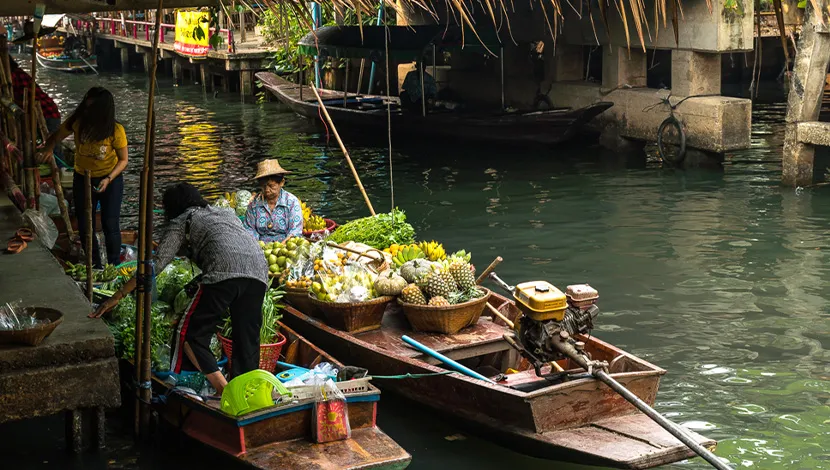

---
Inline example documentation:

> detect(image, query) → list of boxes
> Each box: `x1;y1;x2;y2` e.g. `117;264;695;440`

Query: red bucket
217;332;286;373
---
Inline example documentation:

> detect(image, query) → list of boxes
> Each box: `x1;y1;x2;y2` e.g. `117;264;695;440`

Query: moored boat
36;51;97;73
135;322;412;469
281;293;715;469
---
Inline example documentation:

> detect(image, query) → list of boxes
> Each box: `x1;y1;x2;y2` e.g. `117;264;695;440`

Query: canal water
5;58;830;469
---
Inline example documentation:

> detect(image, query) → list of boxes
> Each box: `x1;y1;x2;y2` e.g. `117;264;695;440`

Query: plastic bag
21;209;58;249
120;244;138;264
310;377;351;443
0;301;48;331
318;263;378;303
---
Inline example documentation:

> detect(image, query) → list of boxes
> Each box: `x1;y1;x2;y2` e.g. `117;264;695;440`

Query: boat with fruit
134;322;412;469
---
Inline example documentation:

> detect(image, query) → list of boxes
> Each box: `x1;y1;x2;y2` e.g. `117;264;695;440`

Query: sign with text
174;10;209;58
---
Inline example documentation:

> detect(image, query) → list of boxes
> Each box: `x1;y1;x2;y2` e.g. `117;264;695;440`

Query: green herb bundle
326;209;416;250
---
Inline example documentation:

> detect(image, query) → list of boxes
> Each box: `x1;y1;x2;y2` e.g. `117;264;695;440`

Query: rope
370;371;454;380
384;14;394;210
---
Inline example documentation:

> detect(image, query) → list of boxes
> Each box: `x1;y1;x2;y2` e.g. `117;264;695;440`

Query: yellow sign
174;10;210;58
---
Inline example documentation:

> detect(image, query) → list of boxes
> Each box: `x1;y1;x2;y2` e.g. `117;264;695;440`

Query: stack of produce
65;263;119;283
261;237;312;277
386;240;448;267
301;201;328;232
310;263;379;303
326;209;414;250
397;251;483;306
213;190;255;218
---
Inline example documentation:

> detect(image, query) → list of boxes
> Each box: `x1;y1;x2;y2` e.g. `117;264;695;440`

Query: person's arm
243;201;261;241
95;126;129;193
90;217;186;318
36;121;72;163
286;196;304;239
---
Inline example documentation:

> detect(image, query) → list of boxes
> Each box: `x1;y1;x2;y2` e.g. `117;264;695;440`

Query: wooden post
239;5;247;43
310;85;376;216
781;0;830;187
85;171;93;301
343;60;349;107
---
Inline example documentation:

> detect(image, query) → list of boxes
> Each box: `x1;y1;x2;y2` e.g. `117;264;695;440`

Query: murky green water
8;58;830;469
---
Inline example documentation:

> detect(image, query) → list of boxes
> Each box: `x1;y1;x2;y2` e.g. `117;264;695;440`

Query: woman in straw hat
244;159;303;242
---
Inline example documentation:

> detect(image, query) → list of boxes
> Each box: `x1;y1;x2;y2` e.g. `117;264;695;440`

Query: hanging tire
657;115;687;165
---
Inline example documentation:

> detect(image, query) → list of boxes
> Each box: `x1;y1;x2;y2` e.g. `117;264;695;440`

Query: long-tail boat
140;323;412;469
256;25;612;146
281;293;715;469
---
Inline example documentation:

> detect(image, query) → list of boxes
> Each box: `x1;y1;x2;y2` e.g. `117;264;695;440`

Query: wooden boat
36;50;97;73
281;293;716;469
141;323;412;469
257;72;612;146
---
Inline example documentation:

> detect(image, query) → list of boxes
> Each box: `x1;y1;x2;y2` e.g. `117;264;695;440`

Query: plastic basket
217;332;286;373
286;377;373;402
221;369;292;417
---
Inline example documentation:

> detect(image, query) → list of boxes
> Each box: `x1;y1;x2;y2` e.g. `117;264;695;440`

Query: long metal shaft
551;337;730;470
593;369;730;470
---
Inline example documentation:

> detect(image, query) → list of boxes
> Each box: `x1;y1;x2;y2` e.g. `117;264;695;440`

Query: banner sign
174;10;210;58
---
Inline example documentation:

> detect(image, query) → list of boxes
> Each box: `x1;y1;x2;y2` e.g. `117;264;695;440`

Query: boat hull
128;324;412;470
36;52;97;72
281;296;715;469
256;72;612;146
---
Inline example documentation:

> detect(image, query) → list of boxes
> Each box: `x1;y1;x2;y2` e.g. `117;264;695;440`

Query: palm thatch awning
297;25;502;61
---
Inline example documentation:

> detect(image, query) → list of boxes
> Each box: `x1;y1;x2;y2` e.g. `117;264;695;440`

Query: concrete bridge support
782;0;830;187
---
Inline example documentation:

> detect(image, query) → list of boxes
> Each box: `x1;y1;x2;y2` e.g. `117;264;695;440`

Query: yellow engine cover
514;281;567;321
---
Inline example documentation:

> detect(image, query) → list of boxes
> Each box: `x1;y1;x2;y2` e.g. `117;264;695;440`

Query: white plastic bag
21;209;58;249
38;193;65;217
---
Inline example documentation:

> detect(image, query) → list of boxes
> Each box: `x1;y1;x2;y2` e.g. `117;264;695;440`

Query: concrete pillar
671;51;722;97
120;47;129;73
782;0;830;186
200;64;212;91
172;58;182;84
602;46;646;89
552;45;584;82
65;409;82;453
240;70;253;96
142;52;152;73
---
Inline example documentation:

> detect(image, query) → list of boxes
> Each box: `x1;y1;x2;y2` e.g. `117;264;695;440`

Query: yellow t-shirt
72;121;127;178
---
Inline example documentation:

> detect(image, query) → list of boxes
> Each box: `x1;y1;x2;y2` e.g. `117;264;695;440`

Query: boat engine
489;275;600;375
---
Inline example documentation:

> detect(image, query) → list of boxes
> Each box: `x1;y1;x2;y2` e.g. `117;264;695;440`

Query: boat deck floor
355;306;509;365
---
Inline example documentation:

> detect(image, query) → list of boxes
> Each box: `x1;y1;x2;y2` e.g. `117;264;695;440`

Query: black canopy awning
298;25;502;61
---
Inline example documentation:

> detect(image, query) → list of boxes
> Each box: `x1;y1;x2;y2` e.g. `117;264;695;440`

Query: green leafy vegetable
326;209;416;250
155;259;200;304
106;296;174;371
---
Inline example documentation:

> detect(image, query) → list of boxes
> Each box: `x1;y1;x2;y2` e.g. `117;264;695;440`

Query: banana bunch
392;244;426;267
119;265;136;277
306;214;327;231
418;240;447;261
224;192;239;209
384;243;405;256
301;201;312;222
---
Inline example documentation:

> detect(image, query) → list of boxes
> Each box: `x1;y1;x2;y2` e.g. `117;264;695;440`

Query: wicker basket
284;286;322;318
0;307;63;347
308;294;394;333
217;332;286;373
399;287;492;335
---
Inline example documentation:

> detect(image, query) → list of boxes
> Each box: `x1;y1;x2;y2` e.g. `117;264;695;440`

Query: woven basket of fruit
399;287;491;335
307;294;394;333
284;285;322;318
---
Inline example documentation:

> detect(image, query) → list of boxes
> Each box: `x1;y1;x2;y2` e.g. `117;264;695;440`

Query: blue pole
401;335;496;384
366;3;384;95
312;2;321;88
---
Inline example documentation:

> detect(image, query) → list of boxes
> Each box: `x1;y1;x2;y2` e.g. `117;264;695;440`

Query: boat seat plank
540;414;715;468
244;427;411;470
356;308;509;360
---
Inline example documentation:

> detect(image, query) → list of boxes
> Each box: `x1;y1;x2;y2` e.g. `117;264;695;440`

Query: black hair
162;182;209;220
258;174;285;185
65;87;117;144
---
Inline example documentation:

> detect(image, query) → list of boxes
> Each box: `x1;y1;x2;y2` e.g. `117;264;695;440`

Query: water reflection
21;59;830;469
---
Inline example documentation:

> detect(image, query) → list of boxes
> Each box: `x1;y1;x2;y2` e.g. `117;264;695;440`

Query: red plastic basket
216;332;286;373
302;218;338;239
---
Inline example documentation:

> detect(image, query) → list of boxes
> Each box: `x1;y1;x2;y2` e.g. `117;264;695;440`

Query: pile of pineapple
399;251;483;307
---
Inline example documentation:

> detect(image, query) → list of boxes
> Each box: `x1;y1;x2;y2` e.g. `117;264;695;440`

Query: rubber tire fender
657;115;687;165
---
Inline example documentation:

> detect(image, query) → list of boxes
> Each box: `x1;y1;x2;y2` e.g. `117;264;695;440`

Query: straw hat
254;159;292;180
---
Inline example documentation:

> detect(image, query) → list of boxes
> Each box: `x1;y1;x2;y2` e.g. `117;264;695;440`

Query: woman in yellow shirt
39;87;128;266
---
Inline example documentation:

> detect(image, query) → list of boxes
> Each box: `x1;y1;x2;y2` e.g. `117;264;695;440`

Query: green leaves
326;209;416;250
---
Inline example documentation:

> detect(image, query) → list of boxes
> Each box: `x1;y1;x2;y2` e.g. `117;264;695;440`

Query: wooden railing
84;17;235;53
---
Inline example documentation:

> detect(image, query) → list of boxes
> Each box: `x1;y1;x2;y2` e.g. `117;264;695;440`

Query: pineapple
428;296;450;307
400;283;427;305
425;269;456;299
449;261;476;290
